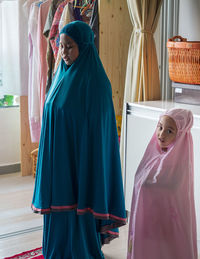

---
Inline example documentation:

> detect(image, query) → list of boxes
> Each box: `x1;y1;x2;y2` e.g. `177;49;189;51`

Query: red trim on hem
77;207;126;222
31;204;126;246
31;204;51;213
107;230;119;236
31;204;126;223
51;204;78;210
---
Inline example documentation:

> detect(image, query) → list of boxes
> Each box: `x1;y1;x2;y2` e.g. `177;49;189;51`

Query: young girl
127;108;198;259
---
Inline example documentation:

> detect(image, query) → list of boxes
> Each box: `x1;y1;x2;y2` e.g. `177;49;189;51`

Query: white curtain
0;0;28;96
120;0;163;174
0;0;20;96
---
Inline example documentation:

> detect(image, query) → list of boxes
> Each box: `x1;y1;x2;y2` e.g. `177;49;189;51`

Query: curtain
0;0;20;96
0;0;28;96
120;0;163;175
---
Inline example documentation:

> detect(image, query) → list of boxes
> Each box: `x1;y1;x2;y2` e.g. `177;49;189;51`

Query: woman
32;21;126;258
127;108;197;259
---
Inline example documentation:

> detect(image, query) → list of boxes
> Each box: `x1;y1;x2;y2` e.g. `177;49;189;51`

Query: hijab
128;108;197;259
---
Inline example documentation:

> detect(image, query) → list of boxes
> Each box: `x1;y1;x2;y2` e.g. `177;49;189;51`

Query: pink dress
28;2;41;143
37;0;51;123
127;108;198;259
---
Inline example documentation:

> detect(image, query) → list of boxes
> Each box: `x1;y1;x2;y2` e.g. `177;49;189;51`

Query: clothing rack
20;0;132;176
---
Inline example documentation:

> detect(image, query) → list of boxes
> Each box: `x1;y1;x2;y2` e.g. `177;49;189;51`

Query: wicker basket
167;36;200;84
31;148;38;177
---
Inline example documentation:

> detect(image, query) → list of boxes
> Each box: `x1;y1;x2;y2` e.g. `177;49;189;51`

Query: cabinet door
124;114;157;211
191;126;200;243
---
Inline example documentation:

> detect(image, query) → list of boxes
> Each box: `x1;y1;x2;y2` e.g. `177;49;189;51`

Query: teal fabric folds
43;211;105;258
32;21;126;244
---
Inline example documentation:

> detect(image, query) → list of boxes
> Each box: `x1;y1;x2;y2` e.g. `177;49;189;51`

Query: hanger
80;3;92;16
73;0;92;9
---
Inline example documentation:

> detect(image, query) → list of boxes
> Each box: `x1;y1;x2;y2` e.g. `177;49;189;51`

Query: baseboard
0;163;21;175
0;225;43;240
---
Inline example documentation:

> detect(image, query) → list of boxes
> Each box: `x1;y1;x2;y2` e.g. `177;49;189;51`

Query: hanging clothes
53;0;96;73
73;0;83;21
37;0;51;123
27;1;43;143
23;0;98;142
43;0;64;93
23;0;37;14
89;0;99;52
49;0;69;61
59;1;75;31
54;2;75;73
32;21;127;257
43;0;64;37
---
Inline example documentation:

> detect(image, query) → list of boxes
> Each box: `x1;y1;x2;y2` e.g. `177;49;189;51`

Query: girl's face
156;115;177;151
60;34;79;66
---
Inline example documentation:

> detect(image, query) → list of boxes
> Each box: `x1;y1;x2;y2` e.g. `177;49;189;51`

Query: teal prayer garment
32;21;126;258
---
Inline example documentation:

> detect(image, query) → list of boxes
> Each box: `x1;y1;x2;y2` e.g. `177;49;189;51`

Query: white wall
0;107;20;166
179;0;200;40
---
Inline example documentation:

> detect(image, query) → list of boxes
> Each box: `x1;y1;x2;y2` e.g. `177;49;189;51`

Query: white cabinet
124;100;200;251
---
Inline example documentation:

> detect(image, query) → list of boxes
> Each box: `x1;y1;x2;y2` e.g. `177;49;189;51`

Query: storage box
172;82;200;105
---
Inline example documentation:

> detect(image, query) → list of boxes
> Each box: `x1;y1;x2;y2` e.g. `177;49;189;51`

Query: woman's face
60;34;79;66
156;115;177;151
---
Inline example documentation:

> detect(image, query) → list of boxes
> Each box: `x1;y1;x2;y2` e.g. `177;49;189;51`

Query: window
0;95;19;107
0;0;20;107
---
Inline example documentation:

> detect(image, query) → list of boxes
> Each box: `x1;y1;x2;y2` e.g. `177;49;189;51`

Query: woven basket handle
168;35;187;42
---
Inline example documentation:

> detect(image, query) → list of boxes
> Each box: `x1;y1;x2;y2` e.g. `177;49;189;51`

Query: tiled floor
0;172;128;259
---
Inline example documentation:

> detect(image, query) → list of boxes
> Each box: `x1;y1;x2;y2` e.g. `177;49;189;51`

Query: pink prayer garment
127;108;198;259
